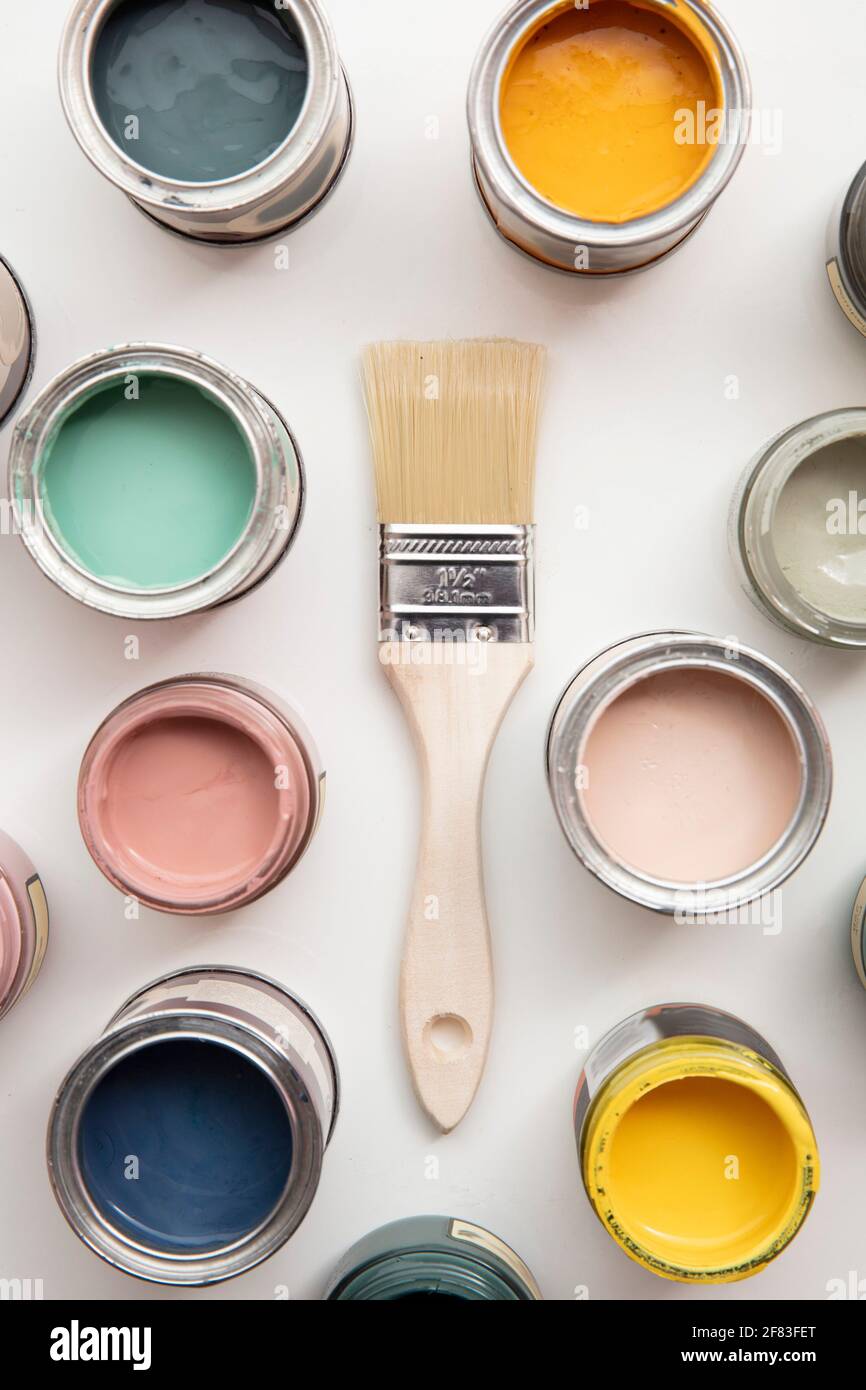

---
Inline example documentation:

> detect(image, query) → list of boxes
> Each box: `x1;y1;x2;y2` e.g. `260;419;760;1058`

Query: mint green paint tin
41;374;257;590
9;345;303;619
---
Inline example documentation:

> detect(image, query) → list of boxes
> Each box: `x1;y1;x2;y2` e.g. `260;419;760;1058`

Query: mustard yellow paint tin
575;1005;819;1284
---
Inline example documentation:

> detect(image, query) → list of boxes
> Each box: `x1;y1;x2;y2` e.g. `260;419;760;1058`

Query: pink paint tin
78;675;324;915
0;829;49;1020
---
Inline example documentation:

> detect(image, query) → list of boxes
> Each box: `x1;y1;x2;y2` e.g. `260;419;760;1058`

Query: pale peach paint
579;669;802;882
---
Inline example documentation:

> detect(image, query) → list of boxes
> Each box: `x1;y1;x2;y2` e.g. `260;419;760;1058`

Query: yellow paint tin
575;1004;819;1283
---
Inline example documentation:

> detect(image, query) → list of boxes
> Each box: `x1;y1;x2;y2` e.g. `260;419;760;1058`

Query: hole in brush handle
424;1014;474;1059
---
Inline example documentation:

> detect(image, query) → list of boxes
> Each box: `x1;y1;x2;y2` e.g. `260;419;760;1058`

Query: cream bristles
362;339;546;524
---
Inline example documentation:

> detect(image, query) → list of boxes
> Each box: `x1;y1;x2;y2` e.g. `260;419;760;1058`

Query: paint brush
363;339;546;1132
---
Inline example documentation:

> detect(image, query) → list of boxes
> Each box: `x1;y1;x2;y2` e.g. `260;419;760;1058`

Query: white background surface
1;0;865;1302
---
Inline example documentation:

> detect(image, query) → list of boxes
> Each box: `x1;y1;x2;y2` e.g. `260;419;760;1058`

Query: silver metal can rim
734;408;866;649
47;965;339;1286
58;0;342;217
124;64;355;247
545;631;832;915
850;877;866;992
77;674;324;915
467;0;752;258
0;255;35;428
836;159;866;308
8;343;300;620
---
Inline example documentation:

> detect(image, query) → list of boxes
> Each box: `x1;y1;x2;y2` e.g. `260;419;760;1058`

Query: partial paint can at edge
325;1215;542;1300
0;829;49;1022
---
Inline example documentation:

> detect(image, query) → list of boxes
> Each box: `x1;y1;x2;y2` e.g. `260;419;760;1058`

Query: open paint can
0;830;49;1023
8;344;302;619
468;0;750;275
827;160;866;338
575;1003;819;1283
0;256;34;427
325;1216;542;1300
47;966;338;1285
732;410;866;648
78;674;324;915
849;875;866;991
546;632;831;916
58;0;353;244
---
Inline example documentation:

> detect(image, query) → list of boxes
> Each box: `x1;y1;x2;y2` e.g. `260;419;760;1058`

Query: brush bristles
363;339;546;524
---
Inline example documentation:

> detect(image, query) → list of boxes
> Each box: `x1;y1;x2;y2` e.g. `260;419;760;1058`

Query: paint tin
575;1003;819;1283
325;1216;542;1300
47;966;338;1285
467;0;750;275
8;344;302;619
732;410;866;648
827;160;866;338
58;0;353;245
0;830;49;1022
850;875;866;991
546;632;831;915
78;674;324;915
0;256;34;427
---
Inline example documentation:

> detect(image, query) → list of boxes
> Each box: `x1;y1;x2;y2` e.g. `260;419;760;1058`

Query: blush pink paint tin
0;829;49;1020
78;675;324;915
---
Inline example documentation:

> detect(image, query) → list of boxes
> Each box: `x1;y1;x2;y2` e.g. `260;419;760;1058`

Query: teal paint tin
325;1217;542;1301
59;0;353;245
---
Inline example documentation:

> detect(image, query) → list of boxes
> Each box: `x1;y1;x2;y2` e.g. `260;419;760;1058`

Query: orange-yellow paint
500;0;722;223
581;1038;819;1282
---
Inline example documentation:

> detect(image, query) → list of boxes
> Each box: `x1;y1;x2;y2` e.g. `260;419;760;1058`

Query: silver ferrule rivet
473;625;495;642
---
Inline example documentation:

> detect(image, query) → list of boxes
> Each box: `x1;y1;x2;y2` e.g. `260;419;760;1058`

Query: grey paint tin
58;0;353;245
730;409;866;648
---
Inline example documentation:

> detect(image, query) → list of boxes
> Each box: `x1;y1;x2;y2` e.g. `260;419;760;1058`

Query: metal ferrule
379;523;534;643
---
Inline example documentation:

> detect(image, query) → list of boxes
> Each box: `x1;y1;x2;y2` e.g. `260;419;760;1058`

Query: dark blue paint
78;1039;293;1252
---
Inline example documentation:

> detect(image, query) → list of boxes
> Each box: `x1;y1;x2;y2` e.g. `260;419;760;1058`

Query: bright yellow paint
581;1038;819;1282
499;0;722;223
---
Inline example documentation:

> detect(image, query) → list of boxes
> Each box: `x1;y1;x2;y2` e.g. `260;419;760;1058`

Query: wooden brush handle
383;641;533;1133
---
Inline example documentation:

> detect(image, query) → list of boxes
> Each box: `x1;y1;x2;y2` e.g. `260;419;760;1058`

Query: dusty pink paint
103;717;280;892
79;680;317;913
0;878;22;1010
0;830;41;1016
580;668;802;882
